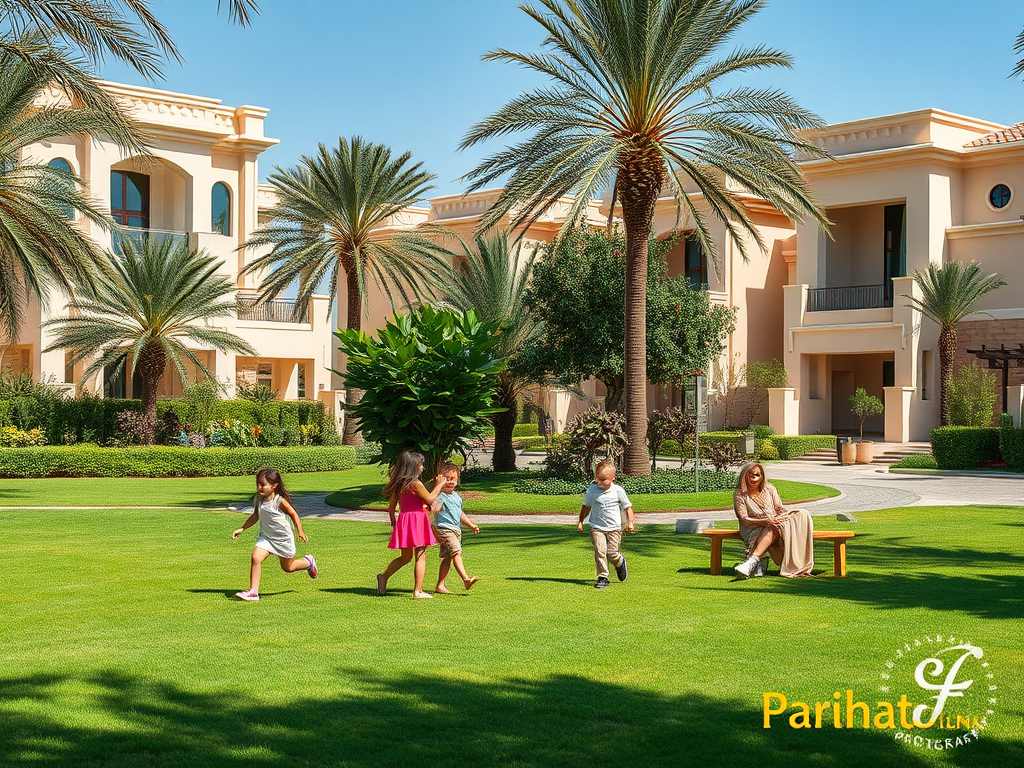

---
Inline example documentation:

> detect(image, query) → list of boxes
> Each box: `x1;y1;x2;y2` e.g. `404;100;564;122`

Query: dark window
883;203;906;304
882;361;895;388
989;184;1011;209
684;237;707;289
48;158;75;219
212;182;231;235
104;363;125;398
110;171;150;227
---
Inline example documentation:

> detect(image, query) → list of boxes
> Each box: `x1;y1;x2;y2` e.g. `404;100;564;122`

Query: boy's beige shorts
435;528;462;558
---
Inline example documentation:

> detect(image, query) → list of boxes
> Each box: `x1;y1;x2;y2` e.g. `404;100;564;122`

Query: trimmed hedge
0;445;355;478
770;435;836;460
999;419;1024;472
930;427;1001;470
891;454;939;470
512;423;540;438
513;468;739;496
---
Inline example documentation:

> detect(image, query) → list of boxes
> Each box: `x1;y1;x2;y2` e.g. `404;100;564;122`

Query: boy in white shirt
577;460;635;589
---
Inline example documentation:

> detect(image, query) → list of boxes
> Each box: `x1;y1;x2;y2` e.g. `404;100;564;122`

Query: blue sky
100;0;1024;198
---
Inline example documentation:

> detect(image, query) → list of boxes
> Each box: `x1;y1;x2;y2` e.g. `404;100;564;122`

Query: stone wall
953;319;1024;419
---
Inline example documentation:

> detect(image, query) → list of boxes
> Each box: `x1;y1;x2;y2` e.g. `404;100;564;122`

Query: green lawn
323;466;840;513
0;504;1020;767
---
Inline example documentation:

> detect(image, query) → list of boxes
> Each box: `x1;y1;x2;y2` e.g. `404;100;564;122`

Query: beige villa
2;81;335;408
7;78;1022;442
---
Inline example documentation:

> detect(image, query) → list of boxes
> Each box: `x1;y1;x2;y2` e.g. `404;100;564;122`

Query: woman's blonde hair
383;450;425;501
736;462;766;496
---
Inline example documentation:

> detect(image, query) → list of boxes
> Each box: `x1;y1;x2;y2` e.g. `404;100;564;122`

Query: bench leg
833;540;847;577
710;538;723;575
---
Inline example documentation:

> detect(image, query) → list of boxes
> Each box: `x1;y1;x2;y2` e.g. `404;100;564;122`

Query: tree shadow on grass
506;576;593;585
0;669;1019;768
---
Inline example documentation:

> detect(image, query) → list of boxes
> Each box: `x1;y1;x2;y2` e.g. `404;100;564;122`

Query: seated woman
733;462;814;578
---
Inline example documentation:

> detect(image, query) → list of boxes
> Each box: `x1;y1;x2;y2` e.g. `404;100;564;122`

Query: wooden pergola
965;343;1024;414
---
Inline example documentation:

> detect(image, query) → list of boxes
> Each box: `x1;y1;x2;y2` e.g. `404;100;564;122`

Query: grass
323;466;840;513
0;503;1020;767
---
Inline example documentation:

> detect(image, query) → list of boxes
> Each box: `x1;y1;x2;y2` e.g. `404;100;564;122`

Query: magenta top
398;491;427;514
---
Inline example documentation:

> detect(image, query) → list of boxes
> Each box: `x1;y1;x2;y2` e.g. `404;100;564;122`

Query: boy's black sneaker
595;577;610;589
615;556;628;582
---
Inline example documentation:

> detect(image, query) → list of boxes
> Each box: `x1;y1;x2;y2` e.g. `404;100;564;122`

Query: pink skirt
388;510;437;549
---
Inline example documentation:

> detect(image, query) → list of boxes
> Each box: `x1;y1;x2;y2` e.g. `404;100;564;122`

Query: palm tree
902;261;1006;427
1013;26;1024;80
461;0;829;475
43;237;256;444
440;233;541;471
1;1;260;82
241;136;452;445
0;40;144;346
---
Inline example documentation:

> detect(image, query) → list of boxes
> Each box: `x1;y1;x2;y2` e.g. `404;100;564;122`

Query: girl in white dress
232;467;318;601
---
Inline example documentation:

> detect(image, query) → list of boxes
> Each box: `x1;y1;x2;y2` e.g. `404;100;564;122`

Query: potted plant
849;388;884;463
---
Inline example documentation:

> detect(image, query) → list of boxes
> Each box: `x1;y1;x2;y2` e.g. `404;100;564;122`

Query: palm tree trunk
342;269;364;446
618;153;664;476
137;342;166;445
600;374;625;413
492;374;518;472
938;324;957;427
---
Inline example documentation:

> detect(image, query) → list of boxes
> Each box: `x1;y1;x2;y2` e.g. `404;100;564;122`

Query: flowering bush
208;418;258;448
0;426;48;447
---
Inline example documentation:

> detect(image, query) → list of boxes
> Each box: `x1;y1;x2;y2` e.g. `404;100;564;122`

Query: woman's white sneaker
735;556;759;579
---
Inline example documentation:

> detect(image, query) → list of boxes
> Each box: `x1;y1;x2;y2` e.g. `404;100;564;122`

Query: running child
431;462;480;594
577;460;635;589
232;467;317;601
377;451;445;599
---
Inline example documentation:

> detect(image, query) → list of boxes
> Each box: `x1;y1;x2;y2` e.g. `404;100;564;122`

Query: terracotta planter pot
856;440;874;464
841;441;857;466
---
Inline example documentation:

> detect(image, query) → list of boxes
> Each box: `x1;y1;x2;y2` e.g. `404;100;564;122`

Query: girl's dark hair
257;467;291;502
382;451;425;501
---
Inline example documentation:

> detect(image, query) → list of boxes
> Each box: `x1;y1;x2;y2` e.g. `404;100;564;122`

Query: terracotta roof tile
966;123;1024;147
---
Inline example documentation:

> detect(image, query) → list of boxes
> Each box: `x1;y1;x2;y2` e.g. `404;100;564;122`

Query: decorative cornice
946;220;1024;240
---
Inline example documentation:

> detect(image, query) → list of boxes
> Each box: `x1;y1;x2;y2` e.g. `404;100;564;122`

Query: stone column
767;388;800;436
548;389;573;433
884;386;916;444
1007;385;1024;427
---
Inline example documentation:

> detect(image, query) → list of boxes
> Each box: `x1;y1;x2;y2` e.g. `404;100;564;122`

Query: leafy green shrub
0;445;356;478
770;435;837;460
514;468;738;495
355;442;383;465
999;418;1024;472
336;306;503;474
743;359;789;426
948;365;998;427
751;424;775;439
512;423;539;437
0;426;47;447
755;438;779;461
512;436;550;451
0;400;12;427
930;427;1001;469
700;441;743;472
208;419;257;448
109;410;151;447
891;454;939;469
647;407;694;469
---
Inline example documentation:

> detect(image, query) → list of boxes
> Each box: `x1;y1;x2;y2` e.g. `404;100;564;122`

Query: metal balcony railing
236;297;309;323
112;227;189;254
807;284;892;312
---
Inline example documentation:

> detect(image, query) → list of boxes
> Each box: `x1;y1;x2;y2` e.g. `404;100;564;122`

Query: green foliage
543;407;630;479
512;423;539;438
646;408;695;469
334;305;504;474
891;454;939;470
930;427;1001;470
998;422;1024;472
0;425;47;447
512;436;551;451
208;418;258;448
755;439;780;461
751;424;775;439
354;442;383;465
741;359;789;427
700;441;743;472
0;445;355;478
849;388;884;439
514;468;738;496
515;229;735;409
235;382;279;404
768;435;837;460
109;411;151;447
948;365;998;427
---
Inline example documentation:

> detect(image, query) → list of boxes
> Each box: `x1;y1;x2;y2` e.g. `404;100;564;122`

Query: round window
989;184;1012;209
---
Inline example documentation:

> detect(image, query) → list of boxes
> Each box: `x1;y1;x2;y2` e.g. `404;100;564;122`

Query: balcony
112;227;189;254
807;284;892;312
236;297;309;324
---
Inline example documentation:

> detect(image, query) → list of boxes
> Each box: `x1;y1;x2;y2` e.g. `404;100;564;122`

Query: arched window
48;158;74;219
212;182;231;235
110;170;150;227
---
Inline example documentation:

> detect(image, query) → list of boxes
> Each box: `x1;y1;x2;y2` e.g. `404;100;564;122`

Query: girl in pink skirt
377;451;446;599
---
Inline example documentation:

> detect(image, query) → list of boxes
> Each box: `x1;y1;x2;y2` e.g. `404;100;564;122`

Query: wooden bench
700;530;855;577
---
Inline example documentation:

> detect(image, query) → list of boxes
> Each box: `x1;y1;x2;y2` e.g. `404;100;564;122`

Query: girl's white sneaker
235;589;259;601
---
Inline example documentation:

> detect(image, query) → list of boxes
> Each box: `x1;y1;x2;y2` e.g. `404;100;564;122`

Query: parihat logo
762;633;995;752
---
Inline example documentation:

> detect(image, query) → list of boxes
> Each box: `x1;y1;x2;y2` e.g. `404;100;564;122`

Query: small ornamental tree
334;306;504;476
948;364;998;427
742;359;789;428
849;388;884;440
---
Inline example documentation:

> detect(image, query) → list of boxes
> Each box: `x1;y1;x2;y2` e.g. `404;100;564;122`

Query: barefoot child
431;463;480;594
377;451;445;600
577;460;635;589
232;467;317;601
